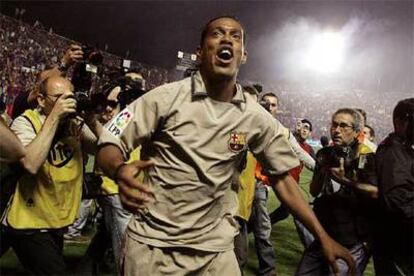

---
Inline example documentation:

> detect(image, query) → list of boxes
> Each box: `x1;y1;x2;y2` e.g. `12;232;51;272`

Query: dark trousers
7;228;68;275
234;218;249;273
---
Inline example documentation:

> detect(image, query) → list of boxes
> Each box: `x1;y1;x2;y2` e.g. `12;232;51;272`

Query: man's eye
212;31;221;37
233;34;241;39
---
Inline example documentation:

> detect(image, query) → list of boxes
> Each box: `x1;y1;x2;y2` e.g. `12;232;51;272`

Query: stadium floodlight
304;31;345;74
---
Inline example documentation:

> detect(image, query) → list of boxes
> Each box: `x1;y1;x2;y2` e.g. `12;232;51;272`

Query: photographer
297;108;378;276
3;76;101;275
78;73;147;274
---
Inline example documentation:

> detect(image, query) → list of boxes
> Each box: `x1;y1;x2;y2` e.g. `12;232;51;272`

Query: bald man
4;76;100;275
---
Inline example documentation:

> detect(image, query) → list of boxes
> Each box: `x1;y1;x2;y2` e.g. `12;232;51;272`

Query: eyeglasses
331;121;354;130
44;94;60;102
106;100;119;108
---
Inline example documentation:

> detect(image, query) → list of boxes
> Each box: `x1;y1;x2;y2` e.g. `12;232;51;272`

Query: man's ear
241;50;248;64
196;46;202;59
37;94;46;109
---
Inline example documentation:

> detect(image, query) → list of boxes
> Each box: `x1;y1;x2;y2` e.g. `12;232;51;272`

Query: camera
116;73;147;107
72;91;106;113
71;46;104;112
82;46;103;65
318;145;354;170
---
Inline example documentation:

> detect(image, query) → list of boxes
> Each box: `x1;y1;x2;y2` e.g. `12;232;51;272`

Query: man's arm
0;117;26;163
288;132;315;171
309;165;327;197
79;114;103;154
96;144;154;212
14;92;76;174
270;173;355;275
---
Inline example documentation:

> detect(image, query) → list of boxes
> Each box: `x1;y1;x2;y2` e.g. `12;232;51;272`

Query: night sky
1;1;413;90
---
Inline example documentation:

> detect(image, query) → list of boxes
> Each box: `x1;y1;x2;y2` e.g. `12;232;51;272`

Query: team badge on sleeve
228;132;247;152
107;109;133;138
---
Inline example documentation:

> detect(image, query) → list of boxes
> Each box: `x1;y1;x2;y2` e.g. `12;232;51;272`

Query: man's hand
49;92;77;121
117;160;155;212
320;235;356;276
61;44;83;67
330;158;352;187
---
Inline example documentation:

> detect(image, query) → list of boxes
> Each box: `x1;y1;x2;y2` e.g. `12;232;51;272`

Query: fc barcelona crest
228;132;247;152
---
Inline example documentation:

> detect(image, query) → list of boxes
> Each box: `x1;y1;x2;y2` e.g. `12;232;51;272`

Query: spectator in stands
373;98;414;275
297;108;378;276
3;76;101;274
97;16;354;275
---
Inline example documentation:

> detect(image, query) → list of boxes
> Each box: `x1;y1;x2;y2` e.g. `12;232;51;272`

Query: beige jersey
98;71;299;252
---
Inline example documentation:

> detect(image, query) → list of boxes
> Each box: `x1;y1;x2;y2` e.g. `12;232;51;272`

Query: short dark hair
260;92;278;102
301;119;313;132
200;15;247;47
393;98;414;144
243;85;259;96
364;124;375;138
393;98;414;122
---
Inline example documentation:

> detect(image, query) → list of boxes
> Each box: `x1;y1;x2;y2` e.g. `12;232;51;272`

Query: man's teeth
218;49;232;60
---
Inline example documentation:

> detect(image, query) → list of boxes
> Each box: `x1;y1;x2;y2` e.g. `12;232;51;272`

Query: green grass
0;169;374;275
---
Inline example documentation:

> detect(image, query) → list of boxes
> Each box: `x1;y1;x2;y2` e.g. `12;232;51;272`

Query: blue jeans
293;219;314;249
99;194;132;266
296;242;370;276
250;181;276;275
79;194;132;274
65;199;94;238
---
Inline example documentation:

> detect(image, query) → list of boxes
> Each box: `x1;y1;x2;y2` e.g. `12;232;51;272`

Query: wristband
113;162;127;182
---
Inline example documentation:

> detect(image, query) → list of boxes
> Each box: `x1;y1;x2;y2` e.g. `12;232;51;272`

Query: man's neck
200;71;237;102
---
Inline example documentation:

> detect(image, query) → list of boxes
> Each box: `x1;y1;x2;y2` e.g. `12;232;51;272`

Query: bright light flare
304;31;345;74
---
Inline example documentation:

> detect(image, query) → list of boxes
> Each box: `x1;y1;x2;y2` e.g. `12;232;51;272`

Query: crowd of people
0;14;170;119
0;13;413;276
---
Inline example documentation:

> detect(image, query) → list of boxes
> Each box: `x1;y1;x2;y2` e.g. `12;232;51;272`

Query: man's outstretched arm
0;117;26;163
96;144;154;212
270;173;355;276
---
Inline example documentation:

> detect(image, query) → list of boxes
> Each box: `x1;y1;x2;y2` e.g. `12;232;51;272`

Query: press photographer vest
6;109;83;229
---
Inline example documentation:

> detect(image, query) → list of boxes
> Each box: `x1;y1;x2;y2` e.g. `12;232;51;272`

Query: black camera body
71;46;104;113
82;46;103;65
72;91;106;113
116;75;146;108
317;145;355;171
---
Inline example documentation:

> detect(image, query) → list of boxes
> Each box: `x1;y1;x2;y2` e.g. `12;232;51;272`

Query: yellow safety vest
100;147;141;195
237;152;257;221
7;109;83;229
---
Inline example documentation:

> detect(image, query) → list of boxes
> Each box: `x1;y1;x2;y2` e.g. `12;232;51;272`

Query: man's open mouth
216;47;233;63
